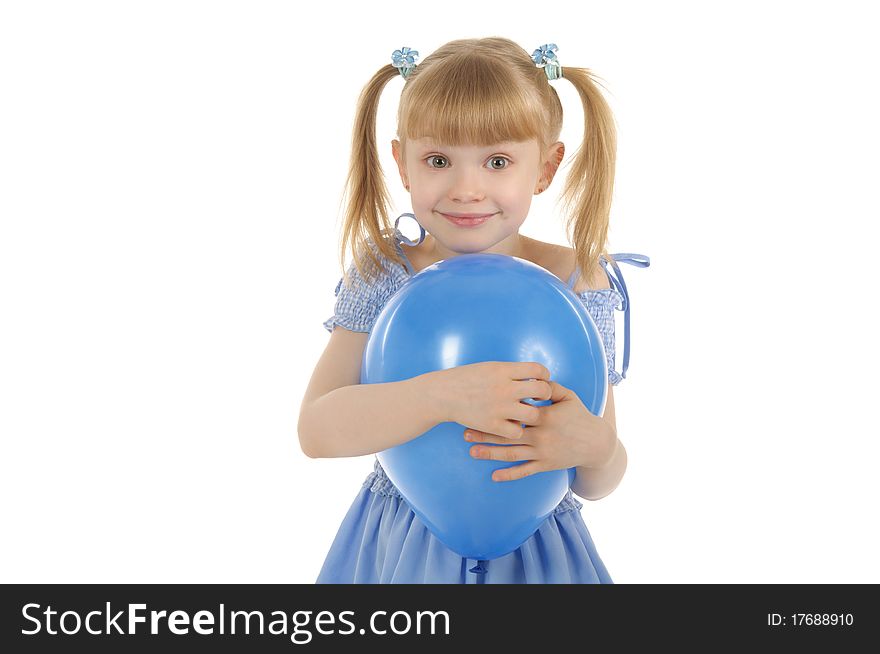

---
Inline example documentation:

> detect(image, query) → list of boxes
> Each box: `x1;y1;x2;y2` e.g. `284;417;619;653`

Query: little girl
299;37;650;583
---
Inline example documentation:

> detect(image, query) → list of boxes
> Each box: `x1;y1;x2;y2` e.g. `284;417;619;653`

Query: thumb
547;380;573;403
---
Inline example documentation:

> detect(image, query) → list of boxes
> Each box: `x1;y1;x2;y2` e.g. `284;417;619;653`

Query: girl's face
392;137;560;256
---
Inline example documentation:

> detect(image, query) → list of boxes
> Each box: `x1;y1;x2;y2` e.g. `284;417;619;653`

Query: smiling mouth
439;212;496;227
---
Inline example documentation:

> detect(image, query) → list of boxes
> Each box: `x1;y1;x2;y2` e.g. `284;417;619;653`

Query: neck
425;232;531;262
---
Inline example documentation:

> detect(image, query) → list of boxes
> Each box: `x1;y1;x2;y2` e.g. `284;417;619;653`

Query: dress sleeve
578;289;625;386
323;240;405;334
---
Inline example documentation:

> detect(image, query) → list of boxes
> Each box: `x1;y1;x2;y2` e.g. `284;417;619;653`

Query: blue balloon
362;253;608;560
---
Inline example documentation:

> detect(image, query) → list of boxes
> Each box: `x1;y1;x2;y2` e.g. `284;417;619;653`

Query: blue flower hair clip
391;47;419;79
531;43;563;80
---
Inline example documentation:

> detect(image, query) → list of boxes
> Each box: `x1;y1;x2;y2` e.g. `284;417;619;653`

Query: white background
2;1;878;584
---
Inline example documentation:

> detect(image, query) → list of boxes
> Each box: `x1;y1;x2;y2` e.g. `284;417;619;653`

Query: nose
447;167;485;203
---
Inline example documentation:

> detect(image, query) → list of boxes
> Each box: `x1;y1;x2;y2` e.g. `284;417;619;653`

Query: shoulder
530;240;610;293
344;233;409;290
325;234;409;334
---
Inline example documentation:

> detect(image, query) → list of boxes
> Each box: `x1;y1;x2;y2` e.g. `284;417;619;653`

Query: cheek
411;185;444;211
409;191;431;211
502;190;534;218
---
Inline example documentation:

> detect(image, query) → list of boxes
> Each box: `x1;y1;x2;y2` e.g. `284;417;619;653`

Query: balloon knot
468;561;489;575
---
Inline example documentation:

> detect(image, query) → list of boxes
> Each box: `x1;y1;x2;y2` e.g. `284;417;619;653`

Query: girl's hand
431;361;553;439
464;381;617;482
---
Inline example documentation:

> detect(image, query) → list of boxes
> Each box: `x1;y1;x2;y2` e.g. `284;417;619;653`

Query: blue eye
425;154;511;170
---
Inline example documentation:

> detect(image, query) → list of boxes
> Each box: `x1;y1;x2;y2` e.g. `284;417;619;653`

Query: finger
464;428;533;445
492;461;544;482
515;379;553;402
491;418;526;439
464;429;504;444
511;361;551;381
469;443;532;463
513;402;541;427
547;380;573;403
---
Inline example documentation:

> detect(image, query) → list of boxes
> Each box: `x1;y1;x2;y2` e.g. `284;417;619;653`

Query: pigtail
556;67;618;288
338;64;410;290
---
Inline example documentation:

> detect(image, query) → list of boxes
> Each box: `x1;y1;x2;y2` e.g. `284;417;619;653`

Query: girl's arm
571;384;628;500
298;327;446;458
572;438;628;500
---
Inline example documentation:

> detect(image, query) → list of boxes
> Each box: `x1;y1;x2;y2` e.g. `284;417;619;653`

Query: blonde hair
337;36;618;289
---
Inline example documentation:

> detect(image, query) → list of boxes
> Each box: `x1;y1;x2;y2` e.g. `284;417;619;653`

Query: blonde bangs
398;53;546;147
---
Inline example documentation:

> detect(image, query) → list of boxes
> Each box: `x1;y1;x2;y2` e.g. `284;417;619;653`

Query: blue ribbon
600;253;651;379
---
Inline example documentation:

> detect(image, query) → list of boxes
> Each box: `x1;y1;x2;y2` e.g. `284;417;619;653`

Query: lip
440;212;496;227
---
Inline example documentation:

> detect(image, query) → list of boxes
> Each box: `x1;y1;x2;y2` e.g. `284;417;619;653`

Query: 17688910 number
768;613;854;627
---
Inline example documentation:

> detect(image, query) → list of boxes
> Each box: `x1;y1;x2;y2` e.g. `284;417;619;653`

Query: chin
451;242;504;257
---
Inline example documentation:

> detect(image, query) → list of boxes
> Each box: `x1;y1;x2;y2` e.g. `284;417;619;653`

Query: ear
535;141;565;193
391;139;409;190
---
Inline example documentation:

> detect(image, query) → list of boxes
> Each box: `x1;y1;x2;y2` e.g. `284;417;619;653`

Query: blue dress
317;227;650;583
